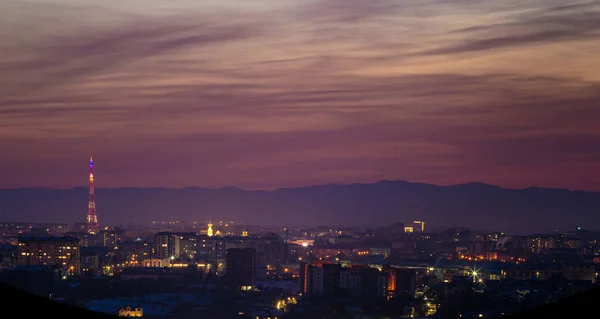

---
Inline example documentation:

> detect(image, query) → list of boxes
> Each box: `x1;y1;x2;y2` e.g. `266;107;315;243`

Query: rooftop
18;235;79;242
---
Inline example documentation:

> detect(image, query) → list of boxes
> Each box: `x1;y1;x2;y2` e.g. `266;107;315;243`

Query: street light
469;265;481;283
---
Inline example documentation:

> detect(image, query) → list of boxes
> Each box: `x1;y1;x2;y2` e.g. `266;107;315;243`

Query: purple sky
1;0;599;191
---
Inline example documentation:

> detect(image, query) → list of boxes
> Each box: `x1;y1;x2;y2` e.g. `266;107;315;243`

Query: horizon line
0;179;595;193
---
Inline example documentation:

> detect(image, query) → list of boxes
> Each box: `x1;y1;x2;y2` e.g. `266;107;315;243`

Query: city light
0;156;593;319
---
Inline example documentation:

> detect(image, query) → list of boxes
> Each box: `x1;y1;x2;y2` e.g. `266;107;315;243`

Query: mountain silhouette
0;180;598;234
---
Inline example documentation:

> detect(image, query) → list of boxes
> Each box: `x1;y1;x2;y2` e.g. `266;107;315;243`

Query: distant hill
0;180;599;234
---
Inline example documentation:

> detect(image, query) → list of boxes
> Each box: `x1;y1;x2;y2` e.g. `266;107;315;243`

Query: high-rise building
359;267;387;299
178;232;198;260
86;156;99;233
154;232;180;259
322;263;342;296
226;247;255;290
300;262;309;295
300;262;341;297
339;267;361;296
120;240;152;266
80;246;110;275
90;228;123;247
302;262;392;299
391;234;417;261
260;233;288;265
195;235;216;261
308;266;325;296
391;268;416;299
17;236;80;276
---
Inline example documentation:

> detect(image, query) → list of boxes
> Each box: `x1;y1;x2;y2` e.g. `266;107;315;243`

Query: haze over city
1;0;600;191
3;2;600;319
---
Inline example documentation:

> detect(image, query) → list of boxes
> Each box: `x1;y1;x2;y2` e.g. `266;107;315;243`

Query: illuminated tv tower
86;156;99;233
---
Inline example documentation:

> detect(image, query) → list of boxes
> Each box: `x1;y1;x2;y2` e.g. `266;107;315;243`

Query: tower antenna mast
87;156;99;233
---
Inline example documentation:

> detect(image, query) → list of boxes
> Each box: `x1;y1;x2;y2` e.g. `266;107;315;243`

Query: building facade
154;232;180;259
17;236;80;275
226;247;256;290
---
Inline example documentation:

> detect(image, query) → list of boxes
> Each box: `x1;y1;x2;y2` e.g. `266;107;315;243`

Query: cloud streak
0;0;599;191
425;4;600;55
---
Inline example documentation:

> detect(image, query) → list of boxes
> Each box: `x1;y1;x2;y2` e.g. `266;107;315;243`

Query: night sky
1;0;599;191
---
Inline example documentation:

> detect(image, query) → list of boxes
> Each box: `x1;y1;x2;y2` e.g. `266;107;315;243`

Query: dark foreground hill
1;180;599;233
0;282;117;318
1;280;599;319
504;284;600;319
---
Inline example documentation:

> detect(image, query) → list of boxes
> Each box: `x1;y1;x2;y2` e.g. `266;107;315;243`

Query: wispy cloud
427;3;600;55
0;0;599;190
0;14;265;96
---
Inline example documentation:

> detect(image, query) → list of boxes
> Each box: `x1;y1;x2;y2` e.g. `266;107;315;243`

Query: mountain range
1;180;599;234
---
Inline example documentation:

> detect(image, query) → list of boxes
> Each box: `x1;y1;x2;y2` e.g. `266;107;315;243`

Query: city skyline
1;0;599;191
2;2;599;318
2;176;599;234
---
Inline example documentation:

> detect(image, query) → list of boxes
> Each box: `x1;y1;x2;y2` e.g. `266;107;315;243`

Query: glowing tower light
207;222;213;237
86;156;99;233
